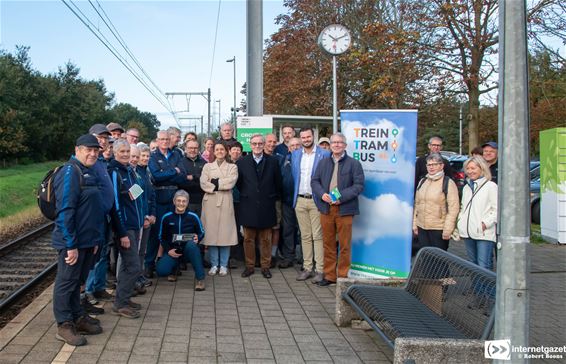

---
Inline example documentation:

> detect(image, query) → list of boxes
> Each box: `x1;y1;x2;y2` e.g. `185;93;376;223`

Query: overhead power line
60;0;178;124
208;0;222;88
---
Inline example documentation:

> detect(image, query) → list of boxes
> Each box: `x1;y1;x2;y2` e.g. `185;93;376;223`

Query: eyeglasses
426;162;443;167
330;141;345;145
157;138;170;141
250;142;264;146
429;143;442;147
127;134;139;139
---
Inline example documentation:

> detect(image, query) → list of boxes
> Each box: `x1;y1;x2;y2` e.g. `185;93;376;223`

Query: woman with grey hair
413;152;460;251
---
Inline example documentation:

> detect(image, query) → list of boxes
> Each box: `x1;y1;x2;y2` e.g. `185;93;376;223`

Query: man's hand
120;236;130;249
322;193;333;204
413;227;418;236
148;215;156;225
193;235;199;243
93;245;98;255
168;249;182;258
442;232;450;240
65;249;79;265
187;174;193;181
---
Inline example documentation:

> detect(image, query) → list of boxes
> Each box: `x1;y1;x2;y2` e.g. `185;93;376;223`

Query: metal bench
342;247;496;348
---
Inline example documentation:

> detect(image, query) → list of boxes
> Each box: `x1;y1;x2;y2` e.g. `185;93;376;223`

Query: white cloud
352;194;414;245
343;118;415;183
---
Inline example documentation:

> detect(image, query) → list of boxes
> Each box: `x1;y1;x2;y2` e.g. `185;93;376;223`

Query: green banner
237;128;273;152
350;262;409;278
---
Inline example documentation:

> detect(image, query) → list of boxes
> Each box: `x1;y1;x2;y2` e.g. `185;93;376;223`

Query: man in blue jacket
311;133;364;287
291;128;330;283
146;130;188;276
52;134;114;346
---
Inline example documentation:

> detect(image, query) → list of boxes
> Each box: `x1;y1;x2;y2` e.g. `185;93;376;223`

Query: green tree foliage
0;47;160;165
107;103;160;141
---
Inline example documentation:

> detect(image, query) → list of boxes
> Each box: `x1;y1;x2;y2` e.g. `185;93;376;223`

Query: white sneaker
208;266;218;276
219;266;228;276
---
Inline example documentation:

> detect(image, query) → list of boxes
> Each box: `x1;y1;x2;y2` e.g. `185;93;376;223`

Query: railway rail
0;222;57;312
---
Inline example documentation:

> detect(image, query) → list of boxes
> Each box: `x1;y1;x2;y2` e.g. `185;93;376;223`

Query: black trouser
416;227;449;251
53;247;96;324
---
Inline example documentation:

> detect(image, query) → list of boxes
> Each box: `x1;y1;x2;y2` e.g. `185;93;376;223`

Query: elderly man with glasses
414;135;454;191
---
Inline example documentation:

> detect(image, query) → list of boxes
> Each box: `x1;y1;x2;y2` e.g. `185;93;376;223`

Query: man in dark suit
236;134;282;279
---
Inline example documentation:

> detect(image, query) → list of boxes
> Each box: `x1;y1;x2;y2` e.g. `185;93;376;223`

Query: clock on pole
318;24;351;132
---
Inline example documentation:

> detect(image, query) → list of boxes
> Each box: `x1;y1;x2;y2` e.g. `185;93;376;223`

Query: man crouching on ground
52;134;107;346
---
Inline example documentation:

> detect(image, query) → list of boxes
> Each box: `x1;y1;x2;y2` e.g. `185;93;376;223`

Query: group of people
51;122;365;346
412;136;499;274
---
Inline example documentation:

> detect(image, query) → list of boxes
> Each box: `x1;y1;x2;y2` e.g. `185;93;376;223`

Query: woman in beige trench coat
200;142;238;276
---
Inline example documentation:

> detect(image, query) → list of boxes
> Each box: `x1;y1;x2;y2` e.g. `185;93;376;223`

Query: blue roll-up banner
341;110;418;278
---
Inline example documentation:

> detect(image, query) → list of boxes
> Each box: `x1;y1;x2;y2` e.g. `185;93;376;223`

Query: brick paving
0;242;563;363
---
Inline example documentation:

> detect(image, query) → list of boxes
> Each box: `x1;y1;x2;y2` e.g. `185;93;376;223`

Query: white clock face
318;24;351;55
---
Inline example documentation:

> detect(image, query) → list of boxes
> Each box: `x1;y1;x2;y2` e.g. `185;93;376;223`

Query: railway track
0;222;57;312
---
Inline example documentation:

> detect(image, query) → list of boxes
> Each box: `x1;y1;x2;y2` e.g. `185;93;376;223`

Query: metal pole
207;88;212;136
494;1;530;362
200;116;204;135
332;55;337;133
246;0;263;116
233;57;237;123
459;104;463;155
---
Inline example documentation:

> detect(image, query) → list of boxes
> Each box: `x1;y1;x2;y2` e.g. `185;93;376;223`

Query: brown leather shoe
111;306;140;319
56;321;87;346
241;268;255;277
195;280;205;291
167;274;177;282
75;315;102;335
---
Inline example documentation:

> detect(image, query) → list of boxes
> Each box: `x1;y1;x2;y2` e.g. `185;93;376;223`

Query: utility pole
494;1;530;362
246;0;263;117
165;91;212;135
226;56;237;124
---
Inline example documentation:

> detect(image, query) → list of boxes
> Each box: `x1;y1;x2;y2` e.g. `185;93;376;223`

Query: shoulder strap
416;177;426;191
442;175;449;211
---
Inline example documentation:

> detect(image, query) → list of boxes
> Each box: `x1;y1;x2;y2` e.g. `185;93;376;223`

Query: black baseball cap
89;124;110;136
76;134;103;148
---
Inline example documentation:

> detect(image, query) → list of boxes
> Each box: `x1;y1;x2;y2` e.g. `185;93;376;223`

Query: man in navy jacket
52;134;118;346
146;130;188;276
311;133;364;287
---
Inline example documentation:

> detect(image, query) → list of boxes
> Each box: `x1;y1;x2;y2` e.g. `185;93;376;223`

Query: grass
0;161;62;218
531;224;546;244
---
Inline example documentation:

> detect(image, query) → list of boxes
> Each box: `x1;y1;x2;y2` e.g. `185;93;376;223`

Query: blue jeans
156;242;205;280
85;241;109;294
464;238;495;270
464;238;496;298
208;246;230;268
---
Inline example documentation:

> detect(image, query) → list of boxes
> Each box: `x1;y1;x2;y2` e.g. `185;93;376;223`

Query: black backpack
37;164;82;220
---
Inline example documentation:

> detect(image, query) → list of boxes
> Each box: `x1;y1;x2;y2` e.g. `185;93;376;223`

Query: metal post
207;88;211;136
216;99;221;130
494;1;530;362
200;116;204;135
332;55;338;133
459;104;463;155
246;0;263;117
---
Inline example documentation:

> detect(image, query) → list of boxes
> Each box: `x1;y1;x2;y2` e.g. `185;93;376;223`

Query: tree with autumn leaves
263;0;565;154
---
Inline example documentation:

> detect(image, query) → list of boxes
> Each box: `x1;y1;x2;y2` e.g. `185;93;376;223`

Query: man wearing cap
51;134;127;346
83;124;119;309
482;141;499;184
146;130;188;276
107;122;125;139
318;137;331;151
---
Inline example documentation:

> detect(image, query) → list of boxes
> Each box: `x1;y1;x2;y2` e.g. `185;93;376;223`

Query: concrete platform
0;242;564;363
0;264;393;364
